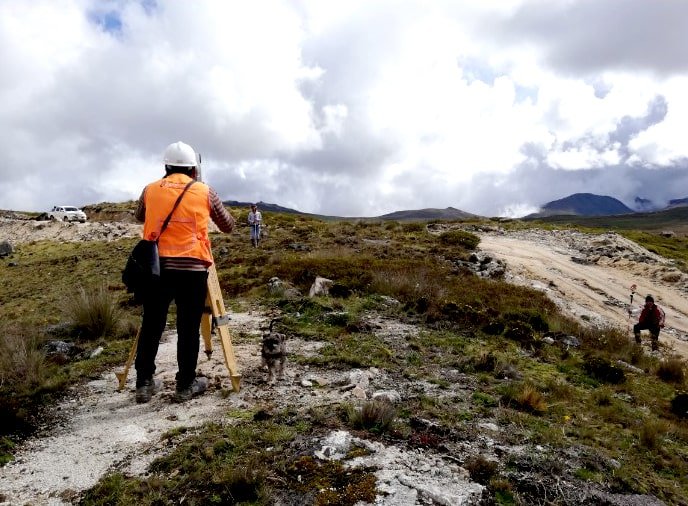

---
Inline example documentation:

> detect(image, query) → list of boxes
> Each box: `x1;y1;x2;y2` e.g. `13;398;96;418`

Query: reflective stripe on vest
142;173;213;264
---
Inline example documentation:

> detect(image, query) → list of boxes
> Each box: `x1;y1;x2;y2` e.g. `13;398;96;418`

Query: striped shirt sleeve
209;187;235;232
135;188;147;222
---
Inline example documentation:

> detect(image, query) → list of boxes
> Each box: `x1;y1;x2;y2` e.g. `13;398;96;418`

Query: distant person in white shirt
248;203;262;247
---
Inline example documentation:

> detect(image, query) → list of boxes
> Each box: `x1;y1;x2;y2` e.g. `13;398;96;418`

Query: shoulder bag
122;180;195;300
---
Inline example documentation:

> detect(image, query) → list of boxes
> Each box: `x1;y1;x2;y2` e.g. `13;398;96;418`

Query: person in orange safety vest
133;141;235;404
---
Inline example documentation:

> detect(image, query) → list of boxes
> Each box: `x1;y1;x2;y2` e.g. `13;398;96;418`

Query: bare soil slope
478;228;688;358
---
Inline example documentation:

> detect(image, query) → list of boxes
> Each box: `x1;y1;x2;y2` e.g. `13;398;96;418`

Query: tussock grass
370;262;450;314
639;419;670;449
346;400;396;434
656;356;686;384
502;383;547;414
65;283;122;340
0;323;47;391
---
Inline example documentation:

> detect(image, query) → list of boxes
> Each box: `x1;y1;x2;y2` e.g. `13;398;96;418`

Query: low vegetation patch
438;229;480;250
0;323;47;393
80;416;378;506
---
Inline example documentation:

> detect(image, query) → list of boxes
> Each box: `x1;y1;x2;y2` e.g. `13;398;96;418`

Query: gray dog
261;319;286;384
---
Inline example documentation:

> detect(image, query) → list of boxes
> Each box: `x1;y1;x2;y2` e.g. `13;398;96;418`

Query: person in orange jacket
133;141;235;403
633;294;665;351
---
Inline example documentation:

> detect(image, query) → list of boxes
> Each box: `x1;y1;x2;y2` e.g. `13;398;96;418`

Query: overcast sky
1;0;687;217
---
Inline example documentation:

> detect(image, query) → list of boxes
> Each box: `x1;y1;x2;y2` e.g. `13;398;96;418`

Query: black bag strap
158;180;195;240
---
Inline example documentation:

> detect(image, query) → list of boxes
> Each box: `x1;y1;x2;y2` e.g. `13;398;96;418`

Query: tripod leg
115;326;140;391
206;264;242;391
201;291;213;359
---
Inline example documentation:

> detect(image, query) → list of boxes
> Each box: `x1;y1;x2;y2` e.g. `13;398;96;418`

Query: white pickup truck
48;206;87;223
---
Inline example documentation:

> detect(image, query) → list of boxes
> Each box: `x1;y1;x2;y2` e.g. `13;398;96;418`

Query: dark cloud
501;0;688;75
609;96;668;150
459;162;688;217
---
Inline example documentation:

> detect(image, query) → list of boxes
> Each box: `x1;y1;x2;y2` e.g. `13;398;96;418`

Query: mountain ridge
527;193;634;218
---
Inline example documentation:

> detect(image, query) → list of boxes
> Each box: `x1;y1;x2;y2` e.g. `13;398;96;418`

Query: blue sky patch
90;10;123;34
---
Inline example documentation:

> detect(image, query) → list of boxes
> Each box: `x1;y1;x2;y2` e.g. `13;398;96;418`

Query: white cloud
0;0;687;216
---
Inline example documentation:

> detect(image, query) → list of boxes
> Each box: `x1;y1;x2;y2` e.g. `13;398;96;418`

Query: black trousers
633;322;660;338
135;269;208;389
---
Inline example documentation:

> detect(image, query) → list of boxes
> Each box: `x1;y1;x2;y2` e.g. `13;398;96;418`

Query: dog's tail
269;317;283;333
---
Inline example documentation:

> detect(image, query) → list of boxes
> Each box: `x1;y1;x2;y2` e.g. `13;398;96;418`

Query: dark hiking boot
135;378;161;404
651;339;659;352
634;333;642;344
174;377;208;403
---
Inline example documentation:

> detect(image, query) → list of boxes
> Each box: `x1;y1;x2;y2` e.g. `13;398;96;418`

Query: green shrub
583;356;626;384
271;251;375;293
474;351;497;372
438;230;480;250
472;391;498;407
671;393;688;418
464;455;498;484
401;222;425;233
504;310;549;332
0;437;16;465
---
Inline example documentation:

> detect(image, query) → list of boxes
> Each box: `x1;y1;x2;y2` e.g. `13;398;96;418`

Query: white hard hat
163;141;197;167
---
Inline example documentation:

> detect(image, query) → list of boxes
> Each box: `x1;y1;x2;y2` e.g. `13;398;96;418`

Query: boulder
0;241;13;258
309;276;333;297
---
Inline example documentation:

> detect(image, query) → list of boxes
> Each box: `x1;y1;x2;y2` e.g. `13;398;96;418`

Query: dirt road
478;230;688;358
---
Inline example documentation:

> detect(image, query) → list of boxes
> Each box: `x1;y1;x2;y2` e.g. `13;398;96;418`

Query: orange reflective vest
142;173;213;265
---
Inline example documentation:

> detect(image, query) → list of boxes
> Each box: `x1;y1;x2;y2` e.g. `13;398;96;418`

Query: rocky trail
0;309;488;506
0;218;683;505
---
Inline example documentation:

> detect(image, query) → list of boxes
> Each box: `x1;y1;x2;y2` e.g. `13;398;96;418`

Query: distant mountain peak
634;196;657;212
531;193;633;218
668;197;688;208
378;207;477;221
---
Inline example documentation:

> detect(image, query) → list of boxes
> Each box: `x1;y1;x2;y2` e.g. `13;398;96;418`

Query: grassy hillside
1;213;687;504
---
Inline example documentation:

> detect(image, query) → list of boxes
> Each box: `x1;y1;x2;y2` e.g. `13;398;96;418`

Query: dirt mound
81;202;139;223
0;218;142;245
